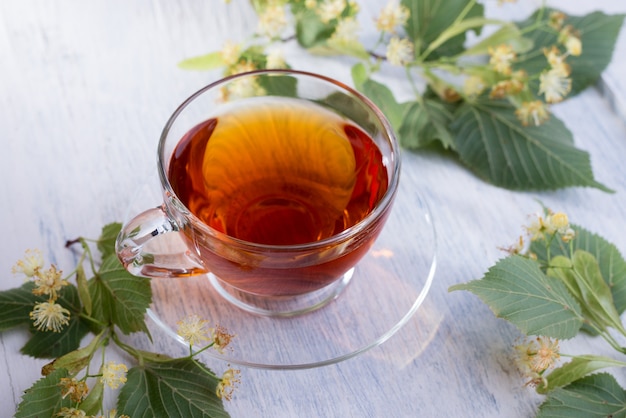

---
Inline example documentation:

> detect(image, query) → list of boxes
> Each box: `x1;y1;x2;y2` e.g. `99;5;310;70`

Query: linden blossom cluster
479;11;582;126
12;249;71;332
9;232;241;417
216;1;583;128
176;314;240;401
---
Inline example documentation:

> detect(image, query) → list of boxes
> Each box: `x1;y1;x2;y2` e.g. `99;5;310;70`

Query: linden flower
56;408;87;418
463;75;485;98
59;377;89;403
488;44;516;75
328;17;360;46
539;68;571;103
515;100;549;127
32;264;69;300
543;46;571;77
101;361;128;390
549;11;566;30
305;0;317;9
515;337;560;376
12;249;44;278
375;1;410;33
501;235;528;256
220;41;241;67
216;367;241;401
210;325;235;353
177;314;210;347
564;35;582;57
386;36;414;66
266;48;286;69
30;301;70;332
489;73;525;100
317;0;346;23
559;25;582;57
525;212;551;241
257;3;288;39
225;63;266;99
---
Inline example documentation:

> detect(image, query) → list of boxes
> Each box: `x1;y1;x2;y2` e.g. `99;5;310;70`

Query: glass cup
116;69;401;316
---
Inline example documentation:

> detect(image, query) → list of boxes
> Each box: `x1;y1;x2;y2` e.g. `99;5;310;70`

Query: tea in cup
116;70;401;316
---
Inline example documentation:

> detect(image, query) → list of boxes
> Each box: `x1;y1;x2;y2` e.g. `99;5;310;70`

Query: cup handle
116;205;208;278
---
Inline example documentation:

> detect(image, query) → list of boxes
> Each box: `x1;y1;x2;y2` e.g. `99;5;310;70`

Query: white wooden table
1;1;625;417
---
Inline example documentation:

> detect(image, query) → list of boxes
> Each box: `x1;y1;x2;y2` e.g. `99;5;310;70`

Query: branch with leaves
450;208;626;417
181;0;624;191
2;223;238;418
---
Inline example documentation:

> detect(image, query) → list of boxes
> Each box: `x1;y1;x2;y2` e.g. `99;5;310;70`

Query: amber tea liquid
168;97;390;295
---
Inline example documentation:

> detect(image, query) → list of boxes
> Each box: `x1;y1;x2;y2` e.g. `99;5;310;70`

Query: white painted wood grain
1;1;625;417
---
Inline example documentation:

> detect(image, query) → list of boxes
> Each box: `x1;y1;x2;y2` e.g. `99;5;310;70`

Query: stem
78;312;108;328
111;331;144;364
189;342;216;358
453;0;478;28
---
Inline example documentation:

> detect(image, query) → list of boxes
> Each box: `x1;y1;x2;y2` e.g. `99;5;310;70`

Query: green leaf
462;23;533;56
15;368;71;417
76;264;92;316
80;379;105;416
258;73;297;97
97;222;122;261
449;255;583;339
0;282;43;330
548;251;625;334
398;91;457;150
449;99;612;191
403;0;484;60
47;330;105;375
317;91;378;135
117;358;229;418
516;9;625;96
357;77;408;133
89;254;152;335
537;373;626;418
538;355;626;394
295;9;335;48
531;224;626;314
21;285;90;358
351;63;368;91
178;52;225;71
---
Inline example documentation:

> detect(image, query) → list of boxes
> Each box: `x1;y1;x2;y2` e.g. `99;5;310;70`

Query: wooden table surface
1;1;625;417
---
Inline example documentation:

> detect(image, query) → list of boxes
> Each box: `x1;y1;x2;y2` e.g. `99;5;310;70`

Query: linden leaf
548;251;626;335
89;254;152;335
97;222;122;261
462;23;533;56
47;330;105;375
402;0;484;61
21;284;90;359
178;52;225;71
15;368;71;418
295;9;335;49
76;264;92;316
258;73;297;98
449;99;611;191
355;77;409;133
531;224;626;314
449;255;583;339
0;282;43;330
117;358;229;418
399;91;457;150
80;379;105;416
537;373;626;418
516;9;625;96
538;355;626;395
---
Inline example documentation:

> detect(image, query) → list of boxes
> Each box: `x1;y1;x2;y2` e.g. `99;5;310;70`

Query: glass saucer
126;168;437;370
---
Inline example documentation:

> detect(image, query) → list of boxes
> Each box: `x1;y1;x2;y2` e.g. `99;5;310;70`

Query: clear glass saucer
125;168;437;370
